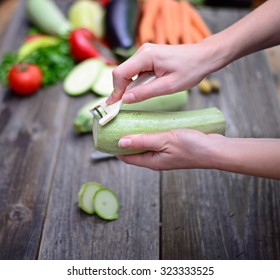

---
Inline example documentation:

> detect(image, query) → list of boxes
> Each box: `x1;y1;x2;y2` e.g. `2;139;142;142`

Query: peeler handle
126;72;157;91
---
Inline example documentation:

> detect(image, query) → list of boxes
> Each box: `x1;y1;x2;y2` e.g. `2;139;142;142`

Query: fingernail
123;92;136;103
118;138;132;148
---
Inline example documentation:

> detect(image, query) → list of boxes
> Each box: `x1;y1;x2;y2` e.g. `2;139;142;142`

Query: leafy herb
0;40;75;87
0;53;19;85
24;40;75;86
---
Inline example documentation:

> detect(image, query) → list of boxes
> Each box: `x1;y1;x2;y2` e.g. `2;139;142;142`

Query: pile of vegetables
0;0;213;96
0;0;225;219
138;0;212;45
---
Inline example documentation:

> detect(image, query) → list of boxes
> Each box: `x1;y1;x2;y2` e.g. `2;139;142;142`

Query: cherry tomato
8;63;43;96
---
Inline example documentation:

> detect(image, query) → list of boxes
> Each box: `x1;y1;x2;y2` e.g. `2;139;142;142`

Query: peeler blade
90;71;157;126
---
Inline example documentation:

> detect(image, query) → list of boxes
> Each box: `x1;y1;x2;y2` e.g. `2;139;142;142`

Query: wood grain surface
0;0;279;260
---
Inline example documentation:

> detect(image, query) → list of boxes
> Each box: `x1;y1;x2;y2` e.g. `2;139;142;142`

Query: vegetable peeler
90;71;156;126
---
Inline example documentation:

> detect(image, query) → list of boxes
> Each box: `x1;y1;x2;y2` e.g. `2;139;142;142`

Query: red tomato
8;63;43;96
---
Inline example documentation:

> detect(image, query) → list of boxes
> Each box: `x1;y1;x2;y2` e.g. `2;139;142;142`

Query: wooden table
0;0;280;260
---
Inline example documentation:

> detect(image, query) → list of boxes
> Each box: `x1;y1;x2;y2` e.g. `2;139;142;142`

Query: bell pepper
69;28;117;65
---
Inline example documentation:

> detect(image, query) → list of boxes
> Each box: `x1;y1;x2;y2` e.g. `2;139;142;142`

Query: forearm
210;137;280;179
202;0;280;73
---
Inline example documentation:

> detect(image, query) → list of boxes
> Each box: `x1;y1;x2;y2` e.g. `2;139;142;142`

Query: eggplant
105;0;139;57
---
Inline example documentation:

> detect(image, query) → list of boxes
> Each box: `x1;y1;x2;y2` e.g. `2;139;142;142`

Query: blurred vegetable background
0;0;219;133
0;0;214;93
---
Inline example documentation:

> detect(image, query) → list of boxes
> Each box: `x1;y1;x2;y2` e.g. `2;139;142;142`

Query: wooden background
0;0;280;260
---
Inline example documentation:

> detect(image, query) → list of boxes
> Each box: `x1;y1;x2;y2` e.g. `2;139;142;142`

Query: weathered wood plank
161;8;280;260
0;0;19;48
38;96;160;260
0;0;72;259
0;0;160;260
265;46;280;105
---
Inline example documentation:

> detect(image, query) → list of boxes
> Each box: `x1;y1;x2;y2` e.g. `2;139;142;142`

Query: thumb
118;133;168;151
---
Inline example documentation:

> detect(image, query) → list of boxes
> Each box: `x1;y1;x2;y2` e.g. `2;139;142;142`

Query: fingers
117;133;169;170
118;133;168;152
117;152;160;170
122;74;179;103
107;43;156;104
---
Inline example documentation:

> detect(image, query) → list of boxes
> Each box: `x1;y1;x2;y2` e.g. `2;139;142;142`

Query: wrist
203;134;230;170
199;32;237;74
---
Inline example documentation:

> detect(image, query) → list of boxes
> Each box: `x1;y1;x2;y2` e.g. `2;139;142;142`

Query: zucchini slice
91;64;116;96
93;188;120;220
64;58;104;96
78;182;102;214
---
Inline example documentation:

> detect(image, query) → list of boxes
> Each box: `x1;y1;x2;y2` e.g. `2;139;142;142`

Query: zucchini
63;58;104;96
74;92;188;133
78;182;102;215
26;0;72;36
122;91;188;111
93;188;119;221
93;108;226;155
73;98;102;133
78;182;120;220
91;64;116;96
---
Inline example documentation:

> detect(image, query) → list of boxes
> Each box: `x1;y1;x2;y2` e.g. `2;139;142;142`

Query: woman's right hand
107;42;216;104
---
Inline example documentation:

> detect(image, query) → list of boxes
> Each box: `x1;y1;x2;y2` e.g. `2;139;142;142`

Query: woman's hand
117;129;222;171
117;129;280;180
107;42;217;104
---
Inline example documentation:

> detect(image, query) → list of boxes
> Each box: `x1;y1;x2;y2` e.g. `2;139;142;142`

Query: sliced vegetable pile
78;182;120;220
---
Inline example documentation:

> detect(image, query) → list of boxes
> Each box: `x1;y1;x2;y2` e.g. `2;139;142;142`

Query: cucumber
93;108;226;155
78;182;102;214
91;64;116;96
26;0;72;36
93;188;120;221
63;59;104;96
74;92;188;133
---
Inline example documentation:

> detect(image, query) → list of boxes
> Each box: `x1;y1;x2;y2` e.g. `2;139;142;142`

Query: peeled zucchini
93;108;226;155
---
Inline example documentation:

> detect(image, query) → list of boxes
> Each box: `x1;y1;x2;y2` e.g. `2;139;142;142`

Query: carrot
190;24;204;43
154;7;166;44
180;0;193;44
162;0;177;45
185;0;212;38
138;0;162;44
170;0;181;44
